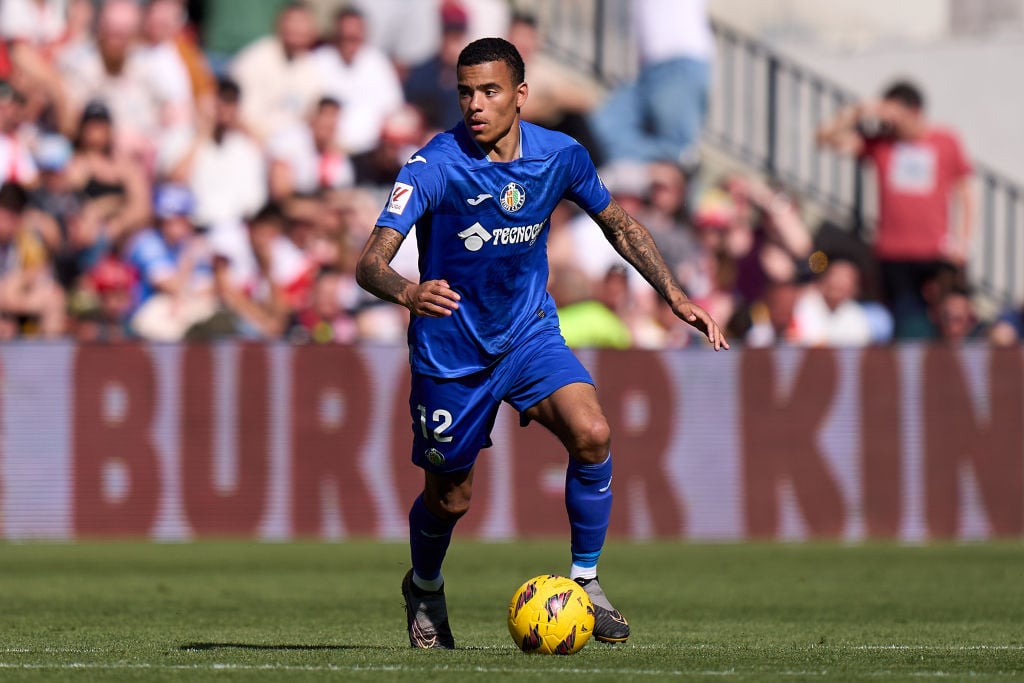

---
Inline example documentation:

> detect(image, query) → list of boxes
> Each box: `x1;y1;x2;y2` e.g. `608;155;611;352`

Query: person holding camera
816;80;973;339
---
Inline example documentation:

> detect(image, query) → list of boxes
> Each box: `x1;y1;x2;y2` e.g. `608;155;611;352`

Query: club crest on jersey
499;182;526;212
425;448;445;466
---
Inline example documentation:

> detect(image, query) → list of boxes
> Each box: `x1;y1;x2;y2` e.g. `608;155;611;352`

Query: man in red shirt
817;80;973;339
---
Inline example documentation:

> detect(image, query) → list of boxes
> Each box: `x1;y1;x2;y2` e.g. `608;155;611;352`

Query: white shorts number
416;405;454;443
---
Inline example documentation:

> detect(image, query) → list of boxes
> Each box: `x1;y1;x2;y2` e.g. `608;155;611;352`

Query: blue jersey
375;121;611;378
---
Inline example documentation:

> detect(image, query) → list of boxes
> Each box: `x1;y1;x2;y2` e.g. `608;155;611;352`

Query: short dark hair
0;182;28;214
882;80;924;110
510;12;538;29
335;5;363;23
248;202;286;229
457;37;525;86
316;96;341;112
216;76;241;102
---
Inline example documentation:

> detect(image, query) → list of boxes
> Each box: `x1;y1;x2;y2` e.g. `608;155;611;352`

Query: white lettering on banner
0;345;1021;541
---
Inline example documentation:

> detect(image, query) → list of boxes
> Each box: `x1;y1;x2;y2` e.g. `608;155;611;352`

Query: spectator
267;96;355;201
690;192;739;336
551;264;632;349
816;80;973;340
138;0;211;123
0;181;65;337
123;183;215;341
349;0;440;76
988;303;1024;347
792;259;872;347
229;0;320;143
200;0;291;75
283;193;331;270
313;6;405;156
933;288;980;345
352;103;428;188
506;12;602;160
64;100;151;250
403;1;469;132
0;81;38;187
69;252;135;341
207;200;316;326
744;279;801;347
288;266;357;344
561;161;651;288
1;0;67;52
136;0;195;124
206;202;293;339
160;76;267;228
55;0;95;62
58;0;193;165
589;0;712;169
724;173;813;310
25;132;80;287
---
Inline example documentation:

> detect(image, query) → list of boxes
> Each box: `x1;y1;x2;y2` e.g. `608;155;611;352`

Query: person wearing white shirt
267;96;355;200
57;0;191;163
159;77;267;229
792;260;873;347
229;2;321;144
0;0;67;48
0;83;39;188
312;6;404;156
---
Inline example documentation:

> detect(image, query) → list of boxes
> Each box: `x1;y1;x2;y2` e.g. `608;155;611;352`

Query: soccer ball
507;574;595;655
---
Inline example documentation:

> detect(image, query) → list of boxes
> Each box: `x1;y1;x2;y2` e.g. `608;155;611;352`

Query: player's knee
437;493;472;521
572;416;611;463
425;487;472;522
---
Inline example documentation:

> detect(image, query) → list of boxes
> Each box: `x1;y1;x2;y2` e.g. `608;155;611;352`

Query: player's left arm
591;199;729;350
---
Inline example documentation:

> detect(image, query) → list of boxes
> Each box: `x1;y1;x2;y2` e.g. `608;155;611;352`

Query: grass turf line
0;541;1021;682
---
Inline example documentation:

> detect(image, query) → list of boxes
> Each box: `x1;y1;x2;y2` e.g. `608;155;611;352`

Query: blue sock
565;454;613;574
409;494;455;586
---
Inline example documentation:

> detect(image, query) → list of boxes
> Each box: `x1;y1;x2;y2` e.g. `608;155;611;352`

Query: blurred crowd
0;0;1017;348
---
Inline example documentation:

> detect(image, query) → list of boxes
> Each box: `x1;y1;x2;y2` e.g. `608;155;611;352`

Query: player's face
457;60;527;150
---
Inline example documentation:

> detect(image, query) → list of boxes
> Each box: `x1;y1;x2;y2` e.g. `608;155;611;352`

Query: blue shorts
408;327;593;473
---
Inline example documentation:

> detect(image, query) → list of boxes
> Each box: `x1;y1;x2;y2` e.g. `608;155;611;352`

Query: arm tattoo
592;200;685;304
355;226;414;307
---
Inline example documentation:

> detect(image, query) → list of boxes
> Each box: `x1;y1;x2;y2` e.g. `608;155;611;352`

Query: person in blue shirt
357;37;728;650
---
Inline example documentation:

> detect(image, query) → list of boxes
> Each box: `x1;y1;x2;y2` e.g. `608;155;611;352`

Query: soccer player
356;37;728;650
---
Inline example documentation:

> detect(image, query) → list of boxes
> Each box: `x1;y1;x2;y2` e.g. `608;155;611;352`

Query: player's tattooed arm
356;226;461;318
592;200;729;350
593;200;682;304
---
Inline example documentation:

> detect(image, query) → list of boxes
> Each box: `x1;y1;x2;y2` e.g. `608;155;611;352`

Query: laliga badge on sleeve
388;182;414;215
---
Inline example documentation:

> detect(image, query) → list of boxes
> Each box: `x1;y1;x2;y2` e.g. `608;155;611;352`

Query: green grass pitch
0;540;1021;681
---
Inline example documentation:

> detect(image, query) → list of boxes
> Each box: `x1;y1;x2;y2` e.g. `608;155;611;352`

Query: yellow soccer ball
507;574;595;655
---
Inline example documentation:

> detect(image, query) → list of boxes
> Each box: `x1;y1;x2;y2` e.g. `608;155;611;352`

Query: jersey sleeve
561;143;612;215
374;161;445;236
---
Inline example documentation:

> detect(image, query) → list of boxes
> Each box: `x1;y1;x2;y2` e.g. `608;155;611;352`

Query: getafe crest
499;182;526;212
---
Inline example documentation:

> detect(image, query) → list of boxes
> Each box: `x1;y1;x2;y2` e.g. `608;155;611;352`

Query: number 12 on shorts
416;405;454;443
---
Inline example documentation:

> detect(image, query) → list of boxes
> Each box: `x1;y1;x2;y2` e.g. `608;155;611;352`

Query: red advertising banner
1;343;1021;541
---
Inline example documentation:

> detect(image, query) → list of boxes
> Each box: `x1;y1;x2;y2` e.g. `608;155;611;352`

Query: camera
855;116;896;141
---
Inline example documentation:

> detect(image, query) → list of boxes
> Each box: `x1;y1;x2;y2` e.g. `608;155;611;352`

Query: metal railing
522;0;1024;306
706;21;1024;306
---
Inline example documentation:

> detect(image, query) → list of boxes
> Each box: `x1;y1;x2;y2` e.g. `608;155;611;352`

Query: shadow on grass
180;642;391;652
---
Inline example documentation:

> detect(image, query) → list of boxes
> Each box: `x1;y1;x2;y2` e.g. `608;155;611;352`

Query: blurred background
0;0;1019;348
0;0;1022;543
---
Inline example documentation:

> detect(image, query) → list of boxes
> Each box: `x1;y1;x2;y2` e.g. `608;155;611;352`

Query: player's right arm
356;226;461;317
